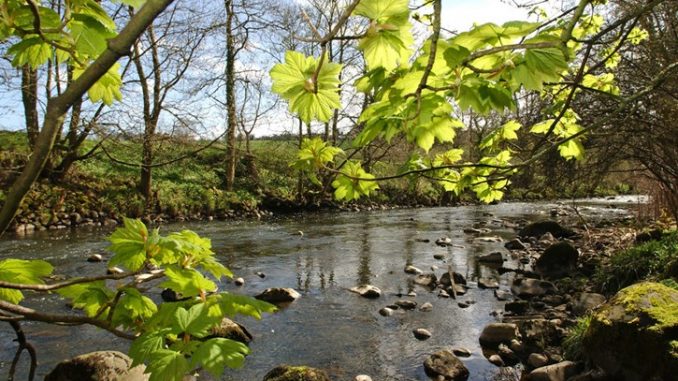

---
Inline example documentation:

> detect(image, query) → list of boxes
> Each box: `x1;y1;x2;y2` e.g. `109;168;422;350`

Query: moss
614;282;678;332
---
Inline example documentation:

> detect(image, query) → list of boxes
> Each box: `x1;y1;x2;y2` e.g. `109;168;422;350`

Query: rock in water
535;242;579;278
45;351;145;381
405;265;423;275
414;273;438;288
263;365;330;381
350;285;382;299
479;323;520;348
424;350;469;381
504;238;527;250
582;282;678;381
413;328;432;340
478;252;504;263
518;220;575;239
207;317;253;344
255;288;301;304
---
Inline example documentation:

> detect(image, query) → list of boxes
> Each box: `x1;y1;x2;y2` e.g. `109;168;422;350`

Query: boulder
525;361;580;381
505;239;527;250
45;351;146;381
511;278;557;298
535;242;579;278
263;365;330;381
208;317;253;344
478;252;504;264
479;323;520;347
350;285;382;299
582;282;678;381
423;350;469;381
571;292;606;316
518;221;575;239
255;288;301;304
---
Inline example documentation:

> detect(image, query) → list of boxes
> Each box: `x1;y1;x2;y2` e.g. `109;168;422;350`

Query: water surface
0;198;640;380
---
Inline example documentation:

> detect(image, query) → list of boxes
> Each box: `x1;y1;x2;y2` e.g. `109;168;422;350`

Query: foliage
595;231;678;293
269;0;638;204
0;0;141;105
563;314;592;361
0;219;276;381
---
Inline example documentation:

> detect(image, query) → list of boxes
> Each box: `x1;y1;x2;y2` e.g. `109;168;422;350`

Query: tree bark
224;0;238;191
0;0;175;235
21;65;40;149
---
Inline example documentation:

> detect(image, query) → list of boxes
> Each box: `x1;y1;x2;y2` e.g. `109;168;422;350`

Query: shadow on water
0;198;642;380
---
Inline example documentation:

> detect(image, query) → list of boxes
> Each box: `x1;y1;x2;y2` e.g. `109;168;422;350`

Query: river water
0;197;643;380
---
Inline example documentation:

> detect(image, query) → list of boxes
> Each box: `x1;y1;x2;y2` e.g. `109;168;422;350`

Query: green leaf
173;303;219;337
359;24;413;71
108;218;149;271
291;137;343;172
7;37;52;69
161;266;217;298
191;338;250;375
558;139;584;160
354;0;409;21
524;48;567;83
146;349;189;381
331;161;379;201
129;329;170;367
0;259;53;304
111;287;157;328
530;119;554;134
69;13;115;57
58;281;114;317
115;0;147;9
443;44;471;68
213;293;277;320
270;51;342;124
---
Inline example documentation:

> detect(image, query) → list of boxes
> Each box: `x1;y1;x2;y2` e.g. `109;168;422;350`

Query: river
0;197;644;380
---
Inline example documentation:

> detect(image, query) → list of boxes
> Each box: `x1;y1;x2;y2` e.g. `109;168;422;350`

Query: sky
0;0;545;136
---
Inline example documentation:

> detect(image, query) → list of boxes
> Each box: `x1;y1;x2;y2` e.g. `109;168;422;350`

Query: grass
594;230;678;293
562;315;593;361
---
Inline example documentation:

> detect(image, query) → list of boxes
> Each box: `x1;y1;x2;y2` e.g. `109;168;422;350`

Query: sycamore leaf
173;303;219;338
359;24;413;71
354;0;409;21
434;149;465;166
111;287;157;328
69;13;116;57
7;37;52;69
146;350;189;381
0;259;53;304
558;139;585;160
129;328;171;367
291;137;343;172
213;293;277;320
73;62;123;105
270;51;342;124
57;281;114;317
114;0;147;9
162;266;217;298
191;338;250;375
108;218;148;272
331;161;379;201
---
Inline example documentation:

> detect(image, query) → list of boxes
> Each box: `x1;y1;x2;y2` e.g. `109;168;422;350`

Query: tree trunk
21;65;40;149
0;0;175;235
224;0;238;191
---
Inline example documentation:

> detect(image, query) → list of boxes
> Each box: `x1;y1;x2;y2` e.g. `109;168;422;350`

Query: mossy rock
582;282;678;381
262;365;330;381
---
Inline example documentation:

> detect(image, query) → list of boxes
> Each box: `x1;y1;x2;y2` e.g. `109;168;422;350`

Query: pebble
378;307;394;317
234;277;245;286
528;353;549;368
107;266;124;275
87;254;103;263
419;302;433;312
452;347;471;357
255;271;266;278
355;376;372;381
413;328;432;340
